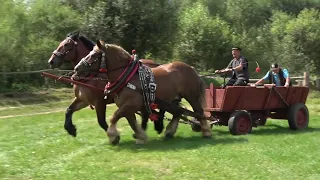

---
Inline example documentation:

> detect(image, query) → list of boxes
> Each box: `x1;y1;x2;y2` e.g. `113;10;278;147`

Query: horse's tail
198;78;207;109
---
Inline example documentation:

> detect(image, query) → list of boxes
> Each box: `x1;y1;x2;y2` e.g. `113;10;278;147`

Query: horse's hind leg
185;98;212;138
65;97;88;137
95;101;108;132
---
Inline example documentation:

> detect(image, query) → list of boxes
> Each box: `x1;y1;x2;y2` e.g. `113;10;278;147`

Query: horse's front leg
94;100;108;132
155;109;165;134
132;108;149;139
107;105;148;145
65;97;88;137
106;107;122;145
164;112;182;139
164;99;182;139
140;108;149;131
126;113;148;144
133;108;164;139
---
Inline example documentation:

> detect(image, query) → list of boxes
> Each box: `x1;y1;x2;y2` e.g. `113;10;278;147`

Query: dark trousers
222;78;247;88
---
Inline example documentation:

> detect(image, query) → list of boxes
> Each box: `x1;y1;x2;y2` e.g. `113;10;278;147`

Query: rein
59;71;108;82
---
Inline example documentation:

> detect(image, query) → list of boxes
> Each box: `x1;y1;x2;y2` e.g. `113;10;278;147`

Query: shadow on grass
215;124;320;136
109;135;248;152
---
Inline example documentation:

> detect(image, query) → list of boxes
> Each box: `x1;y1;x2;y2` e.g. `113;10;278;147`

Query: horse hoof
70;131;77;137
132;134;137;139
155;127;164;134
136;139;147;145
155;128;164;134
202;131;212;139
164;133;174;139
65;125;77;137
110;135;120;145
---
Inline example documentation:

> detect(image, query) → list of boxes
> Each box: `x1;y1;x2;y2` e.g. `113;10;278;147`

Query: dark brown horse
73;40;212;145
47;31;164;137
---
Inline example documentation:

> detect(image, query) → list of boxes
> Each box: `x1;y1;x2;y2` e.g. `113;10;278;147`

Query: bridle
77;49;107;73
52;37;78;64
77;49;134;74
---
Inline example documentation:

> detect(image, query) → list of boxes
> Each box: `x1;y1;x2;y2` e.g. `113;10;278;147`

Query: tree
266;9;320;75
284;8;320;74
174;1;232;70
224;0;272;33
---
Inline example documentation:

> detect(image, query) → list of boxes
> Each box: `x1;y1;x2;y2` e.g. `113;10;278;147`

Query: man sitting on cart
215;47;249;88
253;63;291;87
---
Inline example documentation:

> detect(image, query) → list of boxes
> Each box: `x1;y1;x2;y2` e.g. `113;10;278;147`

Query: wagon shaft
41;72;104;92
154;98;204;118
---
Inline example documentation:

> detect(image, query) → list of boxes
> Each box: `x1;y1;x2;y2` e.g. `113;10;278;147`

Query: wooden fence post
303;72;309;87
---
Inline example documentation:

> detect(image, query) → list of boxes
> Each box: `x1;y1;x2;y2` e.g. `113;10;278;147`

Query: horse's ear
96;40;102;49
99;39;105;45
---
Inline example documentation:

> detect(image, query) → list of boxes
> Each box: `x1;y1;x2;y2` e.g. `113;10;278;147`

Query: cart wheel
228;110;252;135
191;123;202;132
288;103;309;130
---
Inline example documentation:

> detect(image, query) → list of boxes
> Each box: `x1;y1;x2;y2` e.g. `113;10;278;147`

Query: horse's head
48;31;95;68
73;40;131;78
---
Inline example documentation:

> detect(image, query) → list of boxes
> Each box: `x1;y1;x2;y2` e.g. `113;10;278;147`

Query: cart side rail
205;84;309;112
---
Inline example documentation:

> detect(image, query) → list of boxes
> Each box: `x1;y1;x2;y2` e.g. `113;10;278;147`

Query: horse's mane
93;43;131;61
66;31;95;50
106;44;130;54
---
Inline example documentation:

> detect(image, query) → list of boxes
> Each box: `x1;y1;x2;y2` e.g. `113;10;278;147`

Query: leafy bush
202;77;224;87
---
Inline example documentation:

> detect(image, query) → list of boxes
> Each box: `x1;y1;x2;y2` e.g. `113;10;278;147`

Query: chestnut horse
48;31;164;137
73;40;212;145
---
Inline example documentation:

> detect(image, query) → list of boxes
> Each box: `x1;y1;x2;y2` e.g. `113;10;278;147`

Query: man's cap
232;47;241;51
271;63;279;69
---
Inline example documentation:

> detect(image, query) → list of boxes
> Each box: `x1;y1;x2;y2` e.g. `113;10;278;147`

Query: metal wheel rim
296;108;307;128
237;117;250;134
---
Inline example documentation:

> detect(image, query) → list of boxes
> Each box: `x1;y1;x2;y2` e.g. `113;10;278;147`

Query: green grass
0;88;75;107
306;90;320;115
0;89;320;180
202;77;224;87
0;88;75;116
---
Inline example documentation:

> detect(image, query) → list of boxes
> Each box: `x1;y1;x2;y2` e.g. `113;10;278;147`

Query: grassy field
0;88;320;180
